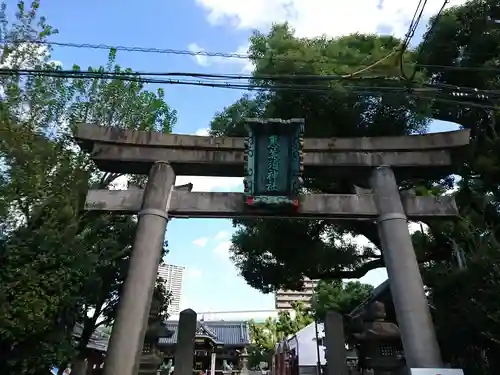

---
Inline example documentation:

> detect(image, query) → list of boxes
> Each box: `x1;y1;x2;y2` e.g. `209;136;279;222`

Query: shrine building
159;320;251;372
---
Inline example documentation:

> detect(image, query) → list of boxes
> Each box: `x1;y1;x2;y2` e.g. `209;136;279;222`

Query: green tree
210;25;433;294
248;303;313;368
212;6;500;372
311;280;373;321
412;1;500;373
0;2;177;374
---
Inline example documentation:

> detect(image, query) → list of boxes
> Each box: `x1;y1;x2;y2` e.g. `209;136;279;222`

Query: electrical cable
340;49;399;78
406;0;450;81
0;67;404;82
403;0;428;49
399;0;429;80
6;39;500;73
1;68;497;111
1;68;498;98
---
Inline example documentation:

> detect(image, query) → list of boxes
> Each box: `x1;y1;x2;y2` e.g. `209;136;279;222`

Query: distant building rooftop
159;320;251;347
73;323;110;352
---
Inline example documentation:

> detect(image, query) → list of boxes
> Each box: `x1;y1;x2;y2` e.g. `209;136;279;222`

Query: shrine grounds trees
414;1;500;373
210;25;431;293
248;303;313;368
212;1;500;373
0;2;175;374
248;281;372;368
311;280;373;321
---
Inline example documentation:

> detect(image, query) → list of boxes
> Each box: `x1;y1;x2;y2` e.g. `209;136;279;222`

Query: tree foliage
211;1;500;373
210;25;434;293
248;303;313;368
312;280;373;321
0;2;176;374
248;280;372;368
414;1;500;373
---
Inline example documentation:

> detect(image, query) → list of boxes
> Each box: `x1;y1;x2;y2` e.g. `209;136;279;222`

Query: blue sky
4;0;464;320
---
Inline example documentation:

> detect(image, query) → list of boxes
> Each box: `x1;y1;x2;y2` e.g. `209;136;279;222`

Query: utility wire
5;39;500;73
399;0;430;80
2;68;497;100
406;0;450;80
340;49;399;78
403;0;429;49
1;68;497;111
2;67;497;99
0;67;404;82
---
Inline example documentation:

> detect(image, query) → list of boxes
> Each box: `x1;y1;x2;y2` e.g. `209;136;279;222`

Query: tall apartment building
157;264;185;315
275;278;319;311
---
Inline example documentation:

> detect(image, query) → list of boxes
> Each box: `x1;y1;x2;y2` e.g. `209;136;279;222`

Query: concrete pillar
369;166;442;368
324;311;347;375
210;352;216;375
103;161;175;375
174;309;197;375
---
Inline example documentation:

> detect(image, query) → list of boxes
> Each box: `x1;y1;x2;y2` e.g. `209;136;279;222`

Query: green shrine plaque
243;118;304;208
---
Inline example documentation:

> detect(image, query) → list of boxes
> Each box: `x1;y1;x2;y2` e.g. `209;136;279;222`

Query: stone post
324;311;347;375
369;166;442;368
103;161;175;375
210;352;217;375
240;348;250;375
174;309;197;375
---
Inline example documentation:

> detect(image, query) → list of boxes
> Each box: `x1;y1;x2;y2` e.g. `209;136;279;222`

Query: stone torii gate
75;120;469;375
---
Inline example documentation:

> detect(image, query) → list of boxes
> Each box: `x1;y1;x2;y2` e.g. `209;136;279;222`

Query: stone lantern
239;347;250;375
138;297;174;375
351;301;405;375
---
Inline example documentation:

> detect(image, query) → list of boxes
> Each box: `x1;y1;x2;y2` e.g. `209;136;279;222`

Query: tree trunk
72;311;101;375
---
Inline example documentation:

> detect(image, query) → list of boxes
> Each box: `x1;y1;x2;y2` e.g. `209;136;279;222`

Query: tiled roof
159;320;251;346
73;323;110;352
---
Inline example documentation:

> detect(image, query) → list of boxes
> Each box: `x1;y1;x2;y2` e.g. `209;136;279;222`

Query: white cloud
195;128;210;136
214;230;230;241
175;175;243;192
187;43;210;66
193;237;209;247
213;240;232;259
195;0;468;39
187;268;203;278
172;129;244;192
187;42;253;73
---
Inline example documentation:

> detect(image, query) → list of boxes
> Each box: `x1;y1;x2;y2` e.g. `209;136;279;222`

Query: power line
6;39;500;73
399;0;430;80
1;68;497;110
0;67;404;82
406;0;450;80
404;0;429;49
2;67;497;96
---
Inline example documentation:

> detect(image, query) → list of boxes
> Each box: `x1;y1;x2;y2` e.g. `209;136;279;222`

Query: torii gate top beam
74;124;470;176
75;123;469;152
